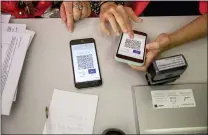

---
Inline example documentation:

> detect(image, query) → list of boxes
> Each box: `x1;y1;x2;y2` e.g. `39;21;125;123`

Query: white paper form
1;32;31;115
1;22;35;102
1;24;35;101
1;23;28;101
1;14;11;23
13;30;35;102
1;23;26;32
43;89;98;134
151;89;196;109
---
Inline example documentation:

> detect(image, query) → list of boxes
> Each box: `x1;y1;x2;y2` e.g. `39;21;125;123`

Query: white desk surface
2;16;207;134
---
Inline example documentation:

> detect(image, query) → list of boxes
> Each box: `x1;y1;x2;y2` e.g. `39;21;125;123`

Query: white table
2;16;207;134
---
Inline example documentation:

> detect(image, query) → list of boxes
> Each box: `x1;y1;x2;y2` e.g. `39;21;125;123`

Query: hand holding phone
115;30;147;66
70;38;102;89
129;33;170;71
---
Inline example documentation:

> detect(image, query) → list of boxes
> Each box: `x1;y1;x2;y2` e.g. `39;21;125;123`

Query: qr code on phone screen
77;54;94;70
124;39;141;50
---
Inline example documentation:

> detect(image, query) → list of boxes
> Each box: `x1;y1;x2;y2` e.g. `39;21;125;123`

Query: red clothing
1;1;52;18
132;1;150;16
1;1;207;18
199;1;208;14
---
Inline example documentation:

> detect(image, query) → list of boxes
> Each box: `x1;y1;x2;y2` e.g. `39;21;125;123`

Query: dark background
142;1;200;16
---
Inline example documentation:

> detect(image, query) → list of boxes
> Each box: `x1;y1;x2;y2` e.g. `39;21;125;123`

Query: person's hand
60;1;91;32
129;33;171;71
99;2;142;38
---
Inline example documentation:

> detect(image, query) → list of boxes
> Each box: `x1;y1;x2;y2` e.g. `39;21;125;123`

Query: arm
168;14;207;50
131;14;208;71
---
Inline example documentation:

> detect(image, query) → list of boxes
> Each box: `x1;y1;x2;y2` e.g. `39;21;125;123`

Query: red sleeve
132;1;150;16
199;1;208;14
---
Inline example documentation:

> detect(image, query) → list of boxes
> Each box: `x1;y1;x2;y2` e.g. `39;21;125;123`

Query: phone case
115;56;145;67
115;30;147;67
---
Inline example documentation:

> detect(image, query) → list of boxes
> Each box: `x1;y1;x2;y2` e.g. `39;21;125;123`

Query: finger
81;2;88;19
100;18;110;35
73;2;82;21
107;14;120;36
125;17;134;39
143;52;157;70
87;2;91;17
129;52;157;71
146;42;160;50
64;2;74;32
117;5;134;39
125;7;143;23
73;8;81;21
127;28;134;39
129;64;147;71
111;8;128;33
60;4;67;23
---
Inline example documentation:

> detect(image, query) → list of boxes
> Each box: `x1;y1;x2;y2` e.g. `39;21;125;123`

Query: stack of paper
43;89;98;134
1;14;35;115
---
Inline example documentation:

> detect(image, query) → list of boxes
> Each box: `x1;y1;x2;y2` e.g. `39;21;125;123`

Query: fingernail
128;32;134;39
137;18;143;23
130;34;134;39
69;28;72;32
67;24;72;32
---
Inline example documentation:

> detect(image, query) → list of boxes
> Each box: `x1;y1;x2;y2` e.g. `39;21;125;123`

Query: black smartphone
70;38;102;89
115;30;147;66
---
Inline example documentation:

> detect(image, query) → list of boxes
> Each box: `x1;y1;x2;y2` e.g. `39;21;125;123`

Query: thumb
146;41;160;50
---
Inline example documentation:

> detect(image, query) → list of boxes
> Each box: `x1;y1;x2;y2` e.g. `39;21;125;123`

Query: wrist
158;33;171;53
90;1;116;16
100;2;116;13
167;33;177;50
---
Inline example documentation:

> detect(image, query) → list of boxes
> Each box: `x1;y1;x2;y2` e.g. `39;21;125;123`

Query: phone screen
118;33;146;61
71;43;101;83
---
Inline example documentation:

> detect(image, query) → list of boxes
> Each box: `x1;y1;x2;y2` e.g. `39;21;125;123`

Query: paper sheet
1;23;26;32
1;32;31;115
1;23;31;102
13;89;17;101
25;30;36;46
43;89;98;134
151;89;196;109
12;30;35;102
1;14;11;23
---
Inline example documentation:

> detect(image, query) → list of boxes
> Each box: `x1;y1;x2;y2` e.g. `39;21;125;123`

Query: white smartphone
115;30;147;66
